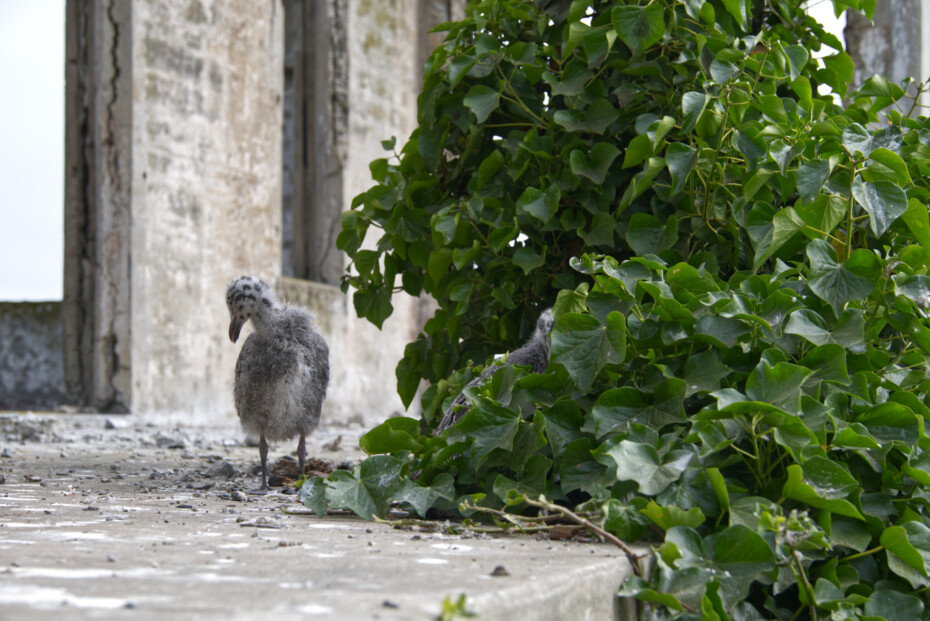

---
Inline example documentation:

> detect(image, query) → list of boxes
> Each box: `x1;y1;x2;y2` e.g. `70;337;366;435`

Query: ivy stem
496;65;548;126
792;549;817;620
839;545;883;563
863;273;889;338
845;163;859;260
704;92;733;225
520;495;645;575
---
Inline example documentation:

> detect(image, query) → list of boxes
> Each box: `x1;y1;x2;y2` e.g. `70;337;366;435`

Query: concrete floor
0;413;639;620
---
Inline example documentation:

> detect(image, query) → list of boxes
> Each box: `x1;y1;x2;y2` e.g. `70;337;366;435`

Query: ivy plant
306;0;930;618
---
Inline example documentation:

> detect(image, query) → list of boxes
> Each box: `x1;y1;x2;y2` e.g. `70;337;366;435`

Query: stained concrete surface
0;413;639;620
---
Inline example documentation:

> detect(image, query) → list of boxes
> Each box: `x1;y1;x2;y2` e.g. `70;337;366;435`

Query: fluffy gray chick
226;276;330;493
436;308;554;433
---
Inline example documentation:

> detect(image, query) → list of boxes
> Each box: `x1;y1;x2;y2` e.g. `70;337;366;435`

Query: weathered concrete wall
59;0;459;427
64;0;284;422
846;0;927;103
63;0;134;413
129;0;284;421
335;0;428;425
0;302;66;410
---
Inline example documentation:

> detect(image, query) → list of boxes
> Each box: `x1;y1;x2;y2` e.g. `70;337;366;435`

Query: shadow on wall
0;302;66;410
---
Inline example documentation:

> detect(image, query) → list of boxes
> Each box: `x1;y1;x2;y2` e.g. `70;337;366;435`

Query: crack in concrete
101;0;130;413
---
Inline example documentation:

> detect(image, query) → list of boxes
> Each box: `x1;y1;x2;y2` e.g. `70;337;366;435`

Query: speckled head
537;308;554;337
225;276;279;343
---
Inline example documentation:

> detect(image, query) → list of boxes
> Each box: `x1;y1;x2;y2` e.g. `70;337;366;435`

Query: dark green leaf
359;417;424;454
569;142;621;184
665;143;697;195
807;240;877;314
463;84;500;123
326;456;403;520
394;473;455;518
454;398;521;463
612;4;665;57
595;440;693;495
551;312;625;391
852;178;909;238
745;361;812;414
298;476;329;517
796;159;830;204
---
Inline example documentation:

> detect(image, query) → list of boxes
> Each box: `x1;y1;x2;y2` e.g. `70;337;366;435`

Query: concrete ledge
0;414;642;620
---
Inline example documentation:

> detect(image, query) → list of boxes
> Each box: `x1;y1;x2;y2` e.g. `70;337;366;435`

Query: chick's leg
297;433;307;477
248;434;270;494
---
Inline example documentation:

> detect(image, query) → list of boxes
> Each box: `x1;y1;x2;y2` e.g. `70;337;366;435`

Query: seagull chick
436;308;554;433
226;276;330;493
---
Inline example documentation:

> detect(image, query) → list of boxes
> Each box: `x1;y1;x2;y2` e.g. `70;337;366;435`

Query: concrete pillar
65;0;284;421
845;0;928;107
64;0;133;413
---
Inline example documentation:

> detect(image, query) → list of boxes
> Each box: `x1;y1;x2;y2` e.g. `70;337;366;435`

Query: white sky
806;0;847;57
0;0;65;301
0;1;844;302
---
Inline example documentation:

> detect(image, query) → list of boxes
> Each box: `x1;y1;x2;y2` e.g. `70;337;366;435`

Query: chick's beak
229;315;244;343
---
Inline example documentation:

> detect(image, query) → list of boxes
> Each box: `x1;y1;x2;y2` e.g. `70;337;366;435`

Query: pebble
205;461;237;479
154;433;186;449
231;490;247;502
1;448;12;458
490;565;511;577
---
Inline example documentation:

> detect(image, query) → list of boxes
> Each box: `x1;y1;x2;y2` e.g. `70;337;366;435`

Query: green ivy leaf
454;398;521;463
882;522;930;587
353;287;394;329
641;501;705;531
903;198;930;249
719;0;750;29
796;159;831;204
681;92;708;134
665;143;697;195
517;185;560;223
595;440;693;496
591;379;687;438
394;473;455;518
569;142;621;184
807;240;878;314
513;246;545;275
626;214;679;256
864;590;925;619
359;417;424;454
298;476;329;517
463;84;500;123
551;312;625;392
325;456;404;520
782;462;863;519
611;4;665;57
841;123;872;157
852;178;909;238
553;98;619;134
745;360;813;414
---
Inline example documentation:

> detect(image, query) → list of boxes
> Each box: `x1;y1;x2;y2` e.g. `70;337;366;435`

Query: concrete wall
846;0;928;107
64;0;284;422
129;0;284;421
0;303;66;410
54;0;451;426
